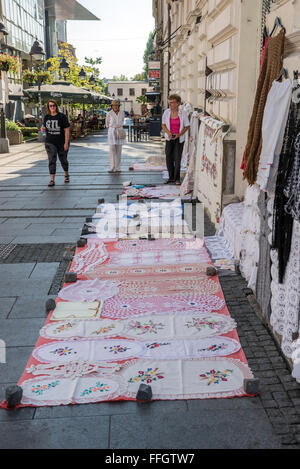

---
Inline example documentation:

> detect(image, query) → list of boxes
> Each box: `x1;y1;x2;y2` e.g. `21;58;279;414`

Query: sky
66;0;155;80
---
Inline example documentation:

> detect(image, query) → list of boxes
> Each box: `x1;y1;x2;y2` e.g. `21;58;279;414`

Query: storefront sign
149;79;160;88
148;61;160;70
148;70;160;79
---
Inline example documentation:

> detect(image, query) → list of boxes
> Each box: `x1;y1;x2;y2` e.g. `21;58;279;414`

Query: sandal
48;180;55;187
64;175;70;183
175;181;181;185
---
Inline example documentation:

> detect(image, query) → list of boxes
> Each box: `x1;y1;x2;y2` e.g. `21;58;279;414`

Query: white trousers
109;144;122;171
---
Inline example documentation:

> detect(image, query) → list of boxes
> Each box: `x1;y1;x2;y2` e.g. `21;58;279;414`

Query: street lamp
59;58;70;80
29;39;45;62
79;68;87;81
29;39;45;141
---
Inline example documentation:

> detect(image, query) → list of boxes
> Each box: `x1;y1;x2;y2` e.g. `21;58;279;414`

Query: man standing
42;100;70;187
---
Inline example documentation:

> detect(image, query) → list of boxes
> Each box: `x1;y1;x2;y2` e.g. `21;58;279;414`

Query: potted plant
0;54;20;74
23;69;51;85
5;119;23;145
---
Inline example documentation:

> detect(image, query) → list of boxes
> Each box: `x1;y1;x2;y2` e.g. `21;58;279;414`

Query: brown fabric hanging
244;29;285;185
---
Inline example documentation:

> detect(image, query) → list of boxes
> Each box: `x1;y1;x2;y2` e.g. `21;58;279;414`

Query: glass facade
2;0;45;54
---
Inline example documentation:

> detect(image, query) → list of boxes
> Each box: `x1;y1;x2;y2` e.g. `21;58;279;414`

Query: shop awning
24;81;110;104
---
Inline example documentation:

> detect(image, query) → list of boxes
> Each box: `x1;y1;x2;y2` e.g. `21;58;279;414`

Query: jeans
165;139;184;182
45;142;69;175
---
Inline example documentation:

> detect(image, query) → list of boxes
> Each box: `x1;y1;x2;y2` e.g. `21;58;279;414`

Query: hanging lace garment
180;112;200;196
283;131;300;220
272;84;300;283
255;191;272;319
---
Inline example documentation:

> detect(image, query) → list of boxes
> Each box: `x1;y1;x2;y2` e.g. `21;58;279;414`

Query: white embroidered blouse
105;109;126;145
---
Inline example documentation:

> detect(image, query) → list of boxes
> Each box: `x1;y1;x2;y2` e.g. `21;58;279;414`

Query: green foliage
143;30;156;77
112;74;129;81
136;95;147;104
20;127;39;136
5;119;19;131
45;43;105;94
131;72;146;81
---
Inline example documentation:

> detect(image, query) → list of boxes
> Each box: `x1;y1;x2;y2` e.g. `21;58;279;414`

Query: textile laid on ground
193;116;229;225
216;202;244;259
180;111;201;196
129;163;167;171
256;79;292;193
243;30;285;185
3;233;254;408
122;185;191;200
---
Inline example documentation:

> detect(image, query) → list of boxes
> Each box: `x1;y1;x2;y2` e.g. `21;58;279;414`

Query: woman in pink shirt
161;94;190;185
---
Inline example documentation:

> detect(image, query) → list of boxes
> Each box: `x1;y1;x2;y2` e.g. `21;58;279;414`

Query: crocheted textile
243;30;285;185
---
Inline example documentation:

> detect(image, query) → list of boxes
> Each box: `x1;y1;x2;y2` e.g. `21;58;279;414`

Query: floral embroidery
127;320;165;335
199;369;233;386
197;343;227;353
146;342;170;349
52;322;76;334
80;381;110;396
104;344;130;354
31;380;60;395
128;367;164;384
92;324;116;335
185;317;222;332
50;347;76;357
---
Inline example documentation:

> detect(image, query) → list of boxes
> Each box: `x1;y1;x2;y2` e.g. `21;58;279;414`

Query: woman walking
161;94;190;185
42;100;70;187
106;99;126;173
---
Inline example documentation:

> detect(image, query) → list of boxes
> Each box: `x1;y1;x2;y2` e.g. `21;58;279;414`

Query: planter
0;63;9;72
7;130;23;145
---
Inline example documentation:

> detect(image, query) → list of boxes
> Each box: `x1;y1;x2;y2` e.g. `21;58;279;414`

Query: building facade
0;0;99;120
107;81;154;115
153;0;300;206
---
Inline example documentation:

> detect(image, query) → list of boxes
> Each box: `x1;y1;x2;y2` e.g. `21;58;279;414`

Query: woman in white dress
105;99;126;173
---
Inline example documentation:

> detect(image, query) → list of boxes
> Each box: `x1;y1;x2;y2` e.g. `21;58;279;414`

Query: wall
107;81;153;115
153;0;262;221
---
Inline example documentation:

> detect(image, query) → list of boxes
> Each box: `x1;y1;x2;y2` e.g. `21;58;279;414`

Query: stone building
152;0;300;209
107;81;153;115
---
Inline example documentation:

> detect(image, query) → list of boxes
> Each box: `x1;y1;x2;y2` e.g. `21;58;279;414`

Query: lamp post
78;68;87;119
59;58;69;81
0;17;9;153
29;39;45;141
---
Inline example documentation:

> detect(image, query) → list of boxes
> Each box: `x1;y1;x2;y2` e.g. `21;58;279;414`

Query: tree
131;72;146;81
143;29;156;78
45;43;105;93
112;74;129;81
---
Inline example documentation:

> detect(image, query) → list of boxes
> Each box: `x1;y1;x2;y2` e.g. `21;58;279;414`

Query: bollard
5;385;23;407
65;272;77;283
136;383;152;402
244;378;260;395
206;266;217;276
77;238;87;247
45;298;56;314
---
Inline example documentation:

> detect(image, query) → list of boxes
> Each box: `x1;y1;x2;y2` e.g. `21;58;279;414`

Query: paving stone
109;409;281;449
0;416;110;449
0;298;17;319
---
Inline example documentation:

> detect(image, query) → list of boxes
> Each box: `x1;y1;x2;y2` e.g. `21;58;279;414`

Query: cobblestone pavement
0;133;299;449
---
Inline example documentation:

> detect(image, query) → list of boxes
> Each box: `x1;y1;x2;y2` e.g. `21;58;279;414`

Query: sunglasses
49;104;56;108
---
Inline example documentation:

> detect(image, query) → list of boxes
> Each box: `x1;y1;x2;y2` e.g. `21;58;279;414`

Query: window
141;88;147;95
117;88;123;96
129;88;135;96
